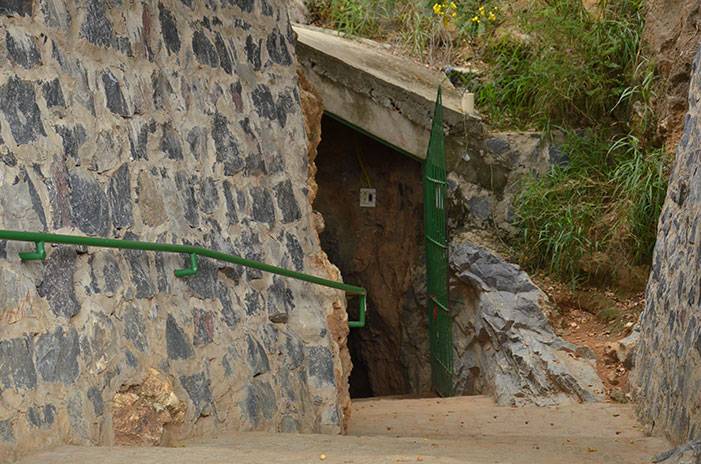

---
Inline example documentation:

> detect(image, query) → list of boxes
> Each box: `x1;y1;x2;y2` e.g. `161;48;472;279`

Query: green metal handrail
0;229;366;328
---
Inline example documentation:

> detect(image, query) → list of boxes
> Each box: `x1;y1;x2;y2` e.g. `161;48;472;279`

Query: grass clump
476;0;648;130
597;307;621;323
513;131;667;286
497;0;669;286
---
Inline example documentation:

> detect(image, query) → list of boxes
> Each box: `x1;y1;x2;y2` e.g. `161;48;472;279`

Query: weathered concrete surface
293;24;476;161
0;0;350;461
16;396;671;464
632;44;701;445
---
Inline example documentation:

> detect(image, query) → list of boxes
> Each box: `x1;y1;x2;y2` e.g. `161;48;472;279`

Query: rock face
112;369;186;446
0;1;349;461
448;234;605;405
632;46;701;445
447;132;563;235
288;0;309;24
314;116;424;397
642;0;701;149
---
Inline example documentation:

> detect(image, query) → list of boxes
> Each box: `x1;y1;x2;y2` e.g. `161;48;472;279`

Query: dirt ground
534;273;645;402
18;395;669;464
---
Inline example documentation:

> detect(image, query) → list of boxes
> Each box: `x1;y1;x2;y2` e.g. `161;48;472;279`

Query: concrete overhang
293;24;483;161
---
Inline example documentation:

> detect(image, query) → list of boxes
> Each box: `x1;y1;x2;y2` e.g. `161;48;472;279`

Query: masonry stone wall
0;0;350;460
631;45;701;444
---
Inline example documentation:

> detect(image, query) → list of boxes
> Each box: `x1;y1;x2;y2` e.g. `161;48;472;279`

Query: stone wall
0;0;349;460
631;45;701;444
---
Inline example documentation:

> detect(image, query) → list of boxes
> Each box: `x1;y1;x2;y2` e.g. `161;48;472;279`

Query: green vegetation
306;0;500;58
308;0;670;287
476;0;648;129
514;131;666;285
486;0;669;286
597;307;621;323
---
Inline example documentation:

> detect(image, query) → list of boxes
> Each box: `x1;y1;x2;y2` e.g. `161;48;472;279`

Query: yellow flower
449;1;457;8
432;3;442;15
451;11;457;17
488;11;496;21
478;5;486;15
471;15;480;23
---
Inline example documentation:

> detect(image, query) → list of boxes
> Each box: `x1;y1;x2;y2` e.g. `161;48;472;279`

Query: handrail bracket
175;253;199;278
19;241;46;262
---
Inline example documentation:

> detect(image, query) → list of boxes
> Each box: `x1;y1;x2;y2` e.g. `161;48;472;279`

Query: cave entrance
315;114;425;398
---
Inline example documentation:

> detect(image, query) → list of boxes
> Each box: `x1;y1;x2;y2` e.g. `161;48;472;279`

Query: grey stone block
180;372;214;417
35;327;80;384
0;76;46;145
166;314;193;360
158;3;180;54
0;337;36;390
69;170;110;236
80;0;114;47
27;404;56;429
38;248;80;318
6;29;41;69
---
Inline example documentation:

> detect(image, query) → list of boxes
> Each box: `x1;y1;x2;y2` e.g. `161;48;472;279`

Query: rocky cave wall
631;45;701;445
0;0;350;461
315;116;424;397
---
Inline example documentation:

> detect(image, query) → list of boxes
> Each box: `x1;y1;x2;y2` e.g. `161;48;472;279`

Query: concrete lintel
294;24;483;160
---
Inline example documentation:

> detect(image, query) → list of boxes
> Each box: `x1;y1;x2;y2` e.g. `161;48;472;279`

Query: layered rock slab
450;234;605;405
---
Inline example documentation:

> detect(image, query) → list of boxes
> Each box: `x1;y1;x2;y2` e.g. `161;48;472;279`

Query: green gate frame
423;88;453;396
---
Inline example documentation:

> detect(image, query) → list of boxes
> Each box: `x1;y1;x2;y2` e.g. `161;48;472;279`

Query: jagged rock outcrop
112;369;186;446
0;1;349;461
632;45;701;445
450;234;605;405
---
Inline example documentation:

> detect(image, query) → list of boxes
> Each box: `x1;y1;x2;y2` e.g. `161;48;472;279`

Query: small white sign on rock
360;188;376;207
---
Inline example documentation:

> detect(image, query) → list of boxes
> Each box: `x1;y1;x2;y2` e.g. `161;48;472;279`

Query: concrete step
17;395;670;464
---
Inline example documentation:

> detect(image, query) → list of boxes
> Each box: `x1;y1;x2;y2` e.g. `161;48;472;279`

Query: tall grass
477;0;646;130
497;0;669;285
513;131;668;285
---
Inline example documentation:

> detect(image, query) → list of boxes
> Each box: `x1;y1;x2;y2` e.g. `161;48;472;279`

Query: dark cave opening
315;114;424;399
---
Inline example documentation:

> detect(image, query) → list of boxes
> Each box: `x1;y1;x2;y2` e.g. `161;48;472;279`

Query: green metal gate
423;88;453;397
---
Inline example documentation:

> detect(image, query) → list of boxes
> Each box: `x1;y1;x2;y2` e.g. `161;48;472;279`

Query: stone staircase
17;395;669;464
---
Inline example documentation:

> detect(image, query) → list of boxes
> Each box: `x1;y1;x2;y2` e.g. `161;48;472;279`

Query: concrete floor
17;396;670;464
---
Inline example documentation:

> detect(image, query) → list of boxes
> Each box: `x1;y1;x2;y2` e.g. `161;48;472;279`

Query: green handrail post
348;294;366;329
19;241;46;261
0;229;366;328
175;253;199;278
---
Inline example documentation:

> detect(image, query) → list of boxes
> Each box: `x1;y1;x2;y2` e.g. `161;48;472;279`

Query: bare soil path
17;395;668;464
